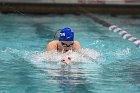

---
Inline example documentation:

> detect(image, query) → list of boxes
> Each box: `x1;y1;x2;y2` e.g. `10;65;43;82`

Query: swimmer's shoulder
46;40;59;51
74;41;80;45
74;41;81;49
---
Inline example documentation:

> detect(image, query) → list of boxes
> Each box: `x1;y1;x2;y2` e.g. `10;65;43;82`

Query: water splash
107;48;131;59
33;48;101;63
0;47;101;64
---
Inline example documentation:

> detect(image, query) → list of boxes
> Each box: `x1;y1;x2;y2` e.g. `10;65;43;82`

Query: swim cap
59;27;74;41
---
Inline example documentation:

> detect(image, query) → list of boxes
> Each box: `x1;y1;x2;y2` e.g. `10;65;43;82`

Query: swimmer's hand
61;57;71;64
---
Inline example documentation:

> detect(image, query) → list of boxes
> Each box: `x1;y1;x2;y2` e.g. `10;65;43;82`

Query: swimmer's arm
74;41;81;50
46;43;56;51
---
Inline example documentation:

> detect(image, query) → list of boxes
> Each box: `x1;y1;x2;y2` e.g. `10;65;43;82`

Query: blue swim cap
59;27;74;41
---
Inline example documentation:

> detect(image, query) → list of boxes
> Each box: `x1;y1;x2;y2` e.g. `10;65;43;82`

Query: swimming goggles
61;42;74;47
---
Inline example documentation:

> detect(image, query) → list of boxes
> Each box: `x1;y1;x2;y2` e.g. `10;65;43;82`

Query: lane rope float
109;25;140;48
84;13;140;48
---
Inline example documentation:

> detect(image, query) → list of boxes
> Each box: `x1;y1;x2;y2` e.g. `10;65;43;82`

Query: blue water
0;13;140;93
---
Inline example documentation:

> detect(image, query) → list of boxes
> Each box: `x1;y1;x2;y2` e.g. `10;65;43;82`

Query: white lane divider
109;25;140;48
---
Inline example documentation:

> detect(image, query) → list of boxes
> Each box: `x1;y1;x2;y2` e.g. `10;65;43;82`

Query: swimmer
46;27;81;64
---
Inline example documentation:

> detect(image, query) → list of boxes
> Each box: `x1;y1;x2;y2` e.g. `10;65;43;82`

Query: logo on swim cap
59;27;74;41
60;33;65;37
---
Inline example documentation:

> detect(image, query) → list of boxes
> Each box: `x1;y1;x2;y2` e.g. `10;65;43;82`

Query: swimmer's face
60;41;74;51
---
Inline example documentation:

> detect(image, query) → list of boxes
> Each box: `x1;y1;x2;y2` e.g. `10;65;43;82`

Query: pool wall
0;2;140;14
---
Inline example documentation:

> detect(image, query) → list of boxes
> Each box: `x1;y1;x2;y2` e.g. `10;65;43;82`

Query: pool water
0;13;140;93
